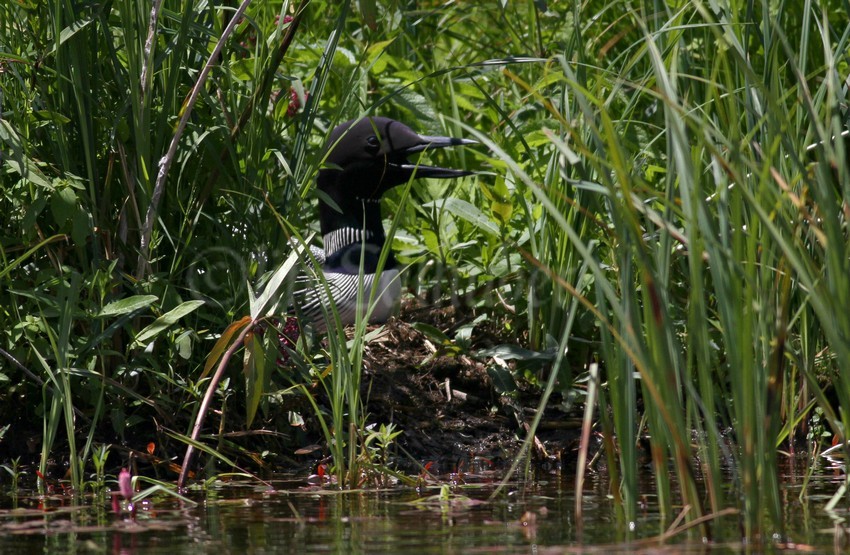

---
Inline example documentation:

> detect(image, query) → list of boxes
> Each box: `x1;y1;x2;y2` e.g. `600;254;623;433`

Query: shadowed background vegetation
2;0;850;543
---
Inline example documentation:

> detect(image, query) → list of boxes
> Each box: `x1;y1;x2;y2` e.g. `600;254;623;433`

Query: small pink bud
118;468;133;500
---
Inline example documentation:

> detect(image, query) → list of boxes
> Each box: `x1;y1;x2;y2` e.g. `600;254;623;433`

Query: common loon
295;116;475;331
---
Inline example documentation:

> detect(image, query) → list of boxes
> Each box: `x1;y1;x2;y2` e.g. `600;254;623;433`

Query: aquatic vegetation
1;0;849;546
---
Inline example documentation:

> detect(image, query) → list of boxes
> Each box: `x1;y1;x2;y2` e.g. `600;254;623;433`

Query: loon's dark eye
365;135;381;152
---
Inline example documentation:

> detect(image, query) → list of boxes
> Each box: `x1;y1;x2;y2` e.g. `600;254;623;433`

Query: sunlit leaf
33;110;72;125
410;322;452;345
250;244;304;320
477;344;554;362
98;295;158;317
290;414;309;430
54;16;94;51
131;300;205;348
366;38;395;72
201;315;252;380
425;197;500;236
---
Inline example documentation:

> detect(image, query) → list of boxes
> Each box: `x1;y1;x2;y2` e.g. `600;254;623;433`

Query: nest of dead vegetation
354;298;584;476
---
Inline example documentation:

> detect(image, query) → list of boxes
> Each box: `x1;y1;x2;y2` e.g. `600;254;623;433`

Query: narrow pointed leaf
250;243;306;319
244;333;266;427
200;315;252;380
98;295;159;317
132;300;205;348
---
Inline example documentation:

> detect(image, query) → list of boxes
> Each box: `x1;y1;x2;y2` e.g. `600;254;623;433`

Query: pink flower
276;316;301;365
118;468;133;500
286;87;308;118
111;468;136;518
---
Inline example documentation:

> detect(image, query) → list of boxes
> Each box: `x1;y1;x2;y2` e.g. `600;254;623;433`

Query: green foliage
2;0;850;543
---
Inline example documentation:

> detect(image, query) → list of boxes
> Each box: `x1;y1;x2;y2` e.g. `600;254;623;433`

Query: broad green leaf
486;364;517;394
175;330;193;360
34;110;72;124
421;227;440;255
0;120;52;189
132;300;205;348
288;411;305;427
490;177;513;224
425;197;500;236
50;187;78;225
410;322;452;345
71;209;90;245
477;344;555;362
230;58;256;81
365;38;395;73
98;295;158;317
491;202;513;225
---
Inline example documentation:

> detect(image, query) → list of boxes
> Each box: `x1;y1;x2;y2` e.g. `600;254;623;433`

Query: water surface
0;456;847;553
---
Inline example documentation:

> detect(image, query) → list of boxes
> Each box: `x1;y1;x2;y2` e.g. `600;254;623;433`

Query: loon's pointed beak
404;136;478;153
395;136;477;179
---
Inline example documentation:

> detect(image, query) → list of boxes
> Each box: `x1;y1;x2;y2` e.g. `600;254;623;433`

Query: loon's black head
317;117;475;229
300;117;475;329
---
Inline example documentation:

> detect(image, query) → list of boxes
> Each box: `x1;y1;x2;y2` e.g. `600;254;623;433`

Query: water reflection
0;457;847;553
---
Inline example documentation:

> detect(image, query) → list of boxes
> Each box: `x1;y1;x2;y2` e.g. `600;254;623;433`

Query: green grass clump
2;0;850;543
